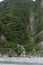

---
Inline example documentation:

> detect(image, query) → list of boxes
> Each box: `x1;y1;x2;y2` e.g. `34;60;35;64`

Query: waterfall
29;11;35;37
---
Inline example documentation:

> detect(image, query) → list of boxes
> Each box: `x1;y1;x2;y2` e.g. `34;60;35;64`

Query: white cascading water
0;57;43;63
0;0;3;2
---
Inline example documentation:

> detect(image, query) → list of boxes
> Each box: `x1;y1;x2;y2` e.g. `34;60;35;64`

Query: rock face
39;42;43;50
39;0;43;49
41;0;43;8
39;42;43;56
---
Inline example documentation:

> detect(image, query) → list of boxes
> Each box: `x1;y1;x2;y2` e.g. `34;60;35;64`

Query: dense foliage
0;0;43;56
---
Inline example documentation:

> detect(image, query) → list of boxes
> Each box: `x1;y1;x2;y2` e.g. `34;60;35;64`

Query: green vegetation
0;0;43;56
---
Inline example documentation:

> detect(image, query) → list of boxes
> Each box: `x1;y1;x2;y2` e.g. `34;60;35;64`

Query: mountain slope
0;0;43;56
